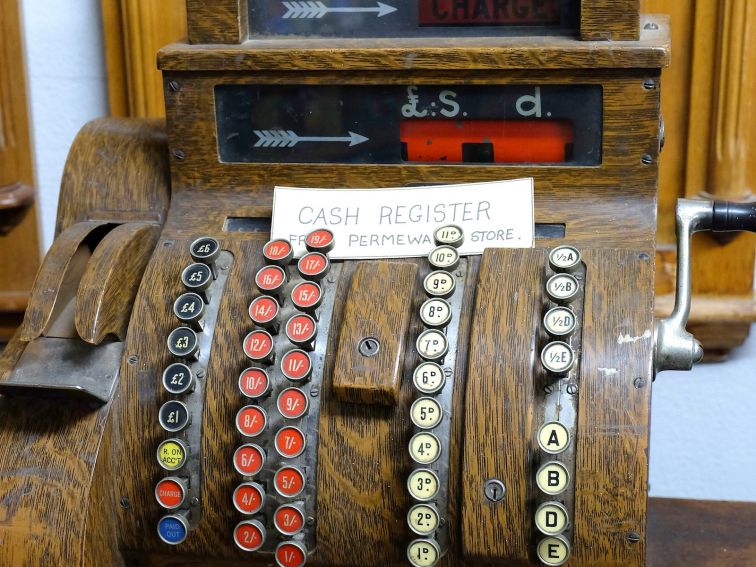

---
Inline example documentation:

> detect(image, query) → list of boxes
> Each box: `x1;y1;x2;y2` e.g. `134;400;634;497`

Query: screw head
643;79;657;90
627;531;642;543
633;377;648;389
173;149;186;160
168;80;181;92
127;355;138;365
484;479;506;502
641;154;654;165
643;22;659;30
566;383;578;395
120;497;130;509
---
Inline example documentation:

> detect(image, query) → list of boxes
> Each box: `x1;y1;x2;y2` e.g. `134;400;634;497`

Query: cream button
548;246;581;273
541;342;575;375
407;503;440;536
410;397;443;429
536;461;570;496
535;501;570;536
416;329;448;361
538;422;570;455
407;538;440;567
536;535;571;566
543;307;576;337
407;469;439;501
409;432;441;465
545;274;580;304
423;271;456;299
419;298;452;329
413;362;446;395
428;245;460;270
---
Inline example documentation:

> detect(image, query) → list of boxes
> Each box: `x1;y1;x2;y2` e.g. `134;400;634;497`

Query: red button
305;228;335;252
275;426;306;458
275;541;307;567
233;482;265;515
255;265;287;293
239;368;271;399
249;295;279;326
285;314;317;347
280;350;312;382
277;388;309;419
243;330;274;362
274;466;305;498
297;252;329;281
236;405;268;437
290;281;322;311
233;444;265;476
155;477;186;509
263;239;293;265
274;504;305;536
234;519;266;552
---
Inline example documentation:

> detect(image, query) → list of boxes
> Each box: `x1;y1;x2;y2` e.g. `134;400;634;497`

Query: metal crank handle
654;199;756;373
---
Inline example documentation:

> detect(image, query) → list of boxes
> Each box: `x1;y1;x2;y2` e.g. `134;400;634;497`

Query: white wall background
17;2;756;502
20;0;108;250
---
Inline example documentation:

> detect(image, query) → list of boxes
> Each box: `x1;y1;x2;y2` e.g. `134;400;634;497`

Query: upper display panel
248;0;579;38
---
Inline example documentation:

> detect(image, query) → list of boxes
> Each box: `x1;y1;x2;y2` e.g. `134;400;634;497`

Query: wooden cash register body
0;2;670;566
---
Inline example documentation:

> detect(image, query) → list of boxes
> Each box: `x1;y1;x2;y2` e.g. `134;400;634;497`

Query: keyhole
358;337;380;357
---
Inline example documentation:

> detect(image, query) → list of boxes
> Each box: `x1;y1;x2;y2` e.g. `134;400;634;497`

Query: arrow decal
282;1;398;19
254;130;370;148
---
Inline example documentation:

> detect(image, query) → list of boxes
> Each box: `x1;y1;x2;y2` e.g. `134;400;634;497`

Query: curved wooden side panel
56;117;170;236
75;222;161;344
18;220;109;341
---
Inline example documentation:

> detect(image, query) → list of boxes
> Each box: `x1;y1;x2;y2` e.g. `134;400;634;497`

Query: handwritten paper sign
270;179;534;259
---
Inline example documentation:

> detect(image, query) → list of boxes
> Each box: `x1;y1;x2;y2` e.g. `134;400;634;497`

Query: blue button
158;514;188;545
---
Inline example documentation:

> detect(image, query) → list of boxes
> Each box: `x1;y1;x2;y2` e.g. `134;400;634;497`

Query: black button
190;237;220;264
167;327;199;359
162;362;194;395
173;292;205;328
181;263;213;297
159;400;191;433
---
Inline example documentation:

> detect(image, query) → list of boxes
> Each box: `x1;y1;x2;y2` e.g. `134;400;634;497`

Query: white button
407;503;440;536
543;307;576;337
409;432;441;465
419;298;452;329
541;342;575;375
428;245;459;270
423;271;456;298
536;535;571;566
407;538;441;567
548;246;581;273
535;501;570;536
536;461;570;495
411;397;443;429
413;362;446;395
538;422;570;454
434;224;464;248
545;274;580;304
416;329;448;361
407;469;439;501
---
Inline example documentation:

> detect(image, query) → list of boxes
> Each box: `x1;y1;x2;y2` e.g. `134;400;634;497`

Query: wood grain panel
0;394;113;567
159;21;669;71
581;0;640;40
332;261;417;405
461;248;543;564
56;118;170;236
186;0;247;44
75;222;161;344
572;248;655;567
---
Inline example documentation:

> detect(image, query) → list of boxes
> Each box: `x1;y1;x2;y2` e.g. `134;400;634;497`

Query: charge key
155;476;188;510
434;224;464;248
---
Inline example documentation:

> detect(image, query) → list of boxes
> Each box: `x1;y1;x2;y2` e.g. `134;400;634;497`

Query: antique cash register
2;1;756;566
